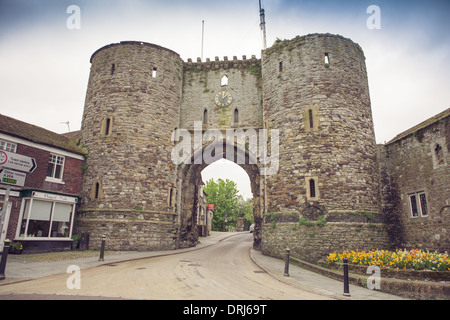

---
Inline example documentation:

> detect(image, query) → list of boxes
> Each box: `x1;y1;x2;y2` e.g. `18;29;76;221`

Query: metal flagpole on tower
259;0;267;50
201;20;205;61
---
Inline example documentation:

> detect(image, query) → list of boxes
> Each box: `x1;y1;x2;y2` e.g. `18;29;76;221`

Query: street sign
0;168;26;187
0;150;37;173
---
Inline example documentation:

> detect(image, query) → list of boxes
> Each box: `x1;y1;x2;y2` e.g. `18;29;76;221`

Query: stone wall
81;41;183;211
261;220;388;264
378;109;449;252
78;42;184;250
77;35;448;260
259;34;384;261
180;56;262;130
262;34;380;215
75;209;177;250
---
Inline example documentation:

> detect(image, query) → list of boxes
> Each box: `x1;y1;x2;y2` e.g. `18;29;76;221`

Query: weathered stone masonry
76;34;448;263
378;109;449;253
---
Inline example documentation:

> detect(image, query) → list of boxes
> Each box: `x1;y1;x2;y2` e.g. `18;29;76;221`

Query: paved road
0;233;333;300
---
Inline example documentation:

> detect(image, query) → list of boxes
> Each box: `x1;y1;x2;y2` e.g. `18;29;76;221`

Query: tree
238;196;254;230
204;178;241;231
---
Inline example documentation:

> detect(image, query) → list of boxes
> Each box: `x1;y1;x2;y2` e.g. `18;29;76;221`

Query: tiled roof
0;114;86;155
387;108;450;144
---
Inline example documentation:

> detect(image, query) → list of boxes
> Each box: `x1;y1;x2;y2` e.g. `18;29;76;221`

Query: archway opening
201;159;253;232
176;140;263;250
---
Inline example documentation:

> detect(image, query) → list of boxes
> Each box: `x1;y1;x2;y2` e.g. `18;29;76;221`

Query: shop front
14;191;78;252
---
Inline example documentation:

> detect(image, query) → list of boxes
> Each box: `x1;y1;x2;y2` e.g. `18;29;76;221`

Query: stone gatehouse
75;33;449;263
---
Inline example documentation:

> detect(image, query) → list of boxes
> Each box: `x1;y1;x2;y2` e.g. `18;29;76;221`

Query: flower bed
326;249;450;272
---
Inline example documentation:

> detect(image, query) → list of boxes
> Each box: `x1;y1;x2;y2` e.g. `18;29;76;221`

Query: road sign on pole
0;168;26;187
0;150;37;173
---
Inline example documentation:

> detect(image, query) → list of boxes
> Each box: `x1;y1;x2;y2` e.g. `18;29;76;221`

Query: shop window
46;154;65;181
17;198;75;239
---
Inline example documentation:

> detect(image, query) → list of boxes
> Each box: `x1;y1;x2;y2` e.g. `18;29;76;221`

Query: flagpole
259;0;267;50
201;20;205;61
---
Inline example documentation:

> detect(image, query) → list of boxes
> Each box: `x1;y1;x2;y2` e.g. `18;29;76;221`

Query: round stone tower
78;41;183;250
261;34;385;262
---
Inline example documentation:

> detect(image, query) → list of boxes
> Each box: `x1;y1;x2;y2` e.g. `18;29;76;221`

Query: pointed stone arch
175;138;264;250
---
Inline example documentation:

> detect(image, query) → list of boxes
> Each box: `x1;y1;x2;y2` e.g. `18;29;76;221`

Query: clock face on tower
214;91;233;107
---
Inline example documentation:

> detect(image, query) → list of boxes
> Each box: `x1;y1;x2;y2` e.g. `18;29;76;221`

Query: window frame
408;191;428;218
16;196;76;240
305;176;319;201
0;139;17;153
45;153;65;183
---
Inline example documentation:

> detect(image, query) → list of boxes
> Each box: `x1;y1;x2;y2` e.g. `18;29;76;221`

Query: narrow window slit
308;109;314;129
203;109;208;125
309;179;316;198
95;182;100;199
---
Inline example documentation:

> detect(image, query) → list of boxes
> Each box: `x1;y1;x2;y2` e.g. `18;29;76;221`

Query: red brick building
0;114;85;252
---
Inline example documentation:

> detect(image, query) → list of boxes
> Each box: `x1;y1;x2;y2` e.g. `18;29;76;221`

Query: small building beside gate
0;114;85;252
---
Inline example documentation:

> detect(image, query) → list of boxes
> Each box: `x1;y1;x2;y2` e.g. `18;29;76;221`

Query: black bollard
283;247;290;277
343;257;351;296
98;235;106;261
0;240;11;280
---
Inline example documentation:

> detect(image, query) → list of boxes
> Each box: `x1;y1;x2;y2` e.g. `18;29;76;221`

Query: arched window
105;118;111;135
152;67;157;78
173;127;178;143
168;187;175;207
94;182;100;199
435;144;444;165
234;108;239;123
221;75;228;86
101;117;112;136
91;180;103;200
306;176;319;200
203;109;208;125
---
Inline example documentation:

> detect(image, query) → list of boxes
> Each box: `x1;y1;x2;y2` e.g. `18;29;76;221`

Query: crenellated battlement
184;55;260;71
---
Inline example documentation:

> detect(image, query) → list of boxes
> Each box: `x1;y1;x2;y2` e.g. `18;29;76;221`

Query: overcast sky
1;0;449;199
